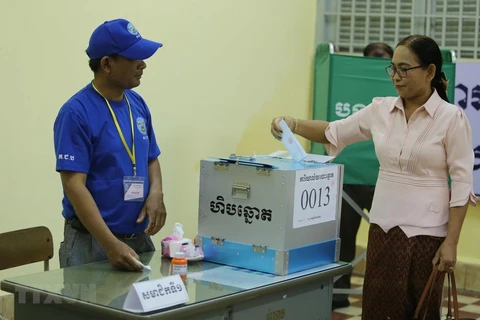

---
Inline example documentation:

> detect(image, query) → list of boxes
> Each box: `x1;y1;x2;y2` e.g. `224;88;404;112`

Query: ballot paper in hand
278;120;335;164
279;119;307;162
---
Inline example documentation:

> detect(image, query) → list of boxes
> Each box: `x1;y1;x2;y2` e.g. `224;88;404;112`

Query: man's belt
66;218;142;240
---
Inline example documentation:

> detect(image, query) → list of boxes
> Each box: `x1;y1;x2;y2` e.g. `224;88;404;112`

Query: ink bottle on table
171;252;188;280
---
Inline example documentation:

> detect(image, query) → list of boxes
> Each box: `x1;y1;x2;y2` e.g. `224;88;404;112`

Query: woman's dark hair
363;43;394;58
396;35;449;102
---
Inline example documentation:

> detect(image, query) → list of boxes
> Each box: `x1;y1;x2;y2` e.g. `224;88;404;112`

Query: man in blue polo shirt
54;19;167;271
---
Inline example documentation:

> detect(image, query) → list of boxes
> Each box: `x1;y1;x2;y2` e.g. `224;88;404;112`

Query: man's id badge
123;176;145;202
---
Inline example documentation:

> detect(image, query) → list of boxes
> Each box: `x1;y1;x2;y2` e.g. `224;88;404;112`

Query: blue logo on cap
127;23;139;36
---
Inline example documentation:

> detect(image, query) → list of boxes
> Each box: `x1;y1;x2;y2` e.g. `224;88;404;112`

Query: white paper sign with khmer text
293;166;339;229
454;62;480;196
123;275;189;313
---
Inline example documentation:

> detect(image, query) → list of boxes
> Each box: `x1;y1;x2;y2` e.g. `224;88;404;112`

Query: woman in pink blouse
271;35;477;319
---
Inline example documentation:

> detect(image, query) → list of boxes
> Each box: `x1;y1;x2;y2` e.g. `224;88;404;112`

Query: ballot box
196;155;343;275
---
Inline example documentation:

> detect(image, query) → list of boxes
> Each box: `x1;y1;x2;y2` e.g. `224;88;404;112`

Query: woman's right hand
271;116;296;140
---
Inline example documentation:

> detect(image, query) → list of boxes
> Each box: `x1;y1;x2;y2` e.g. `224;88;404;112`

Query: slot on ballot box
197;155;343;276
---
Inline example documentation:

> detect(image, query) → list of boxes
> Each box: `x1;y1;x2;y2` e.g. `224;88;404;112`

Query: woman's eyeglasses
385;65;423;78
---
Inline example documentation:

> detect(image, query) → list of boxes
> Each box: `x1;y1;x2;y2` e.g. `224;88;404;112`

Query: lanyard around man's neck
91;82;137;177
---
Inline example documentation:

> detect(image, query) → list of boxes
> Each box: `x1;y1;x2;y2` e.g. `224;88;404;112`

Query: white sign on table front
293;167;338;229
123;275;189;313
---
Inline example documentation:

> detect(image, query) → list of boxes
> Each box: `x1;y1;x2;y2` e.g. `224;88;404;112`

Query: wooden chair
0;226;54;271
0;294;14;320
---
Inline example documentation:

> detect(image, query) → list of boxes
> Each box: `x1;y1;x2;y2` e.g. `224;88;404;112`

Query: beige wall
1;0;478;297
0;0;316;291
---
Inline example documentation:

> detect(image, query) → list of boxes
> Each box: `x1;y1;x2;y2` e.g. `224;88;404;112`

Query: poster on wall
454;62;480;196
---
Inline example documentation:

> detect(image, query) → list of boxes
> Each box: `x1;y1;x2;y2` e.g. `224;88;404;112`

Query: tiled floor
332;274;480;320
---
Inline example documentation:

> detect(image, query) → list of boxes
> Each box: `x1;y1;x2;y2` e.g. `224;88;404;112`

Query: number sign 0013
293;167;338;229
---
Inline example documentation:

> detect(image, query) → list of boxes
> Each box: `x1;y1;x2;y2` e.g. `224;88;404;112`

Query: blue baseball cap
86;19;163;60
